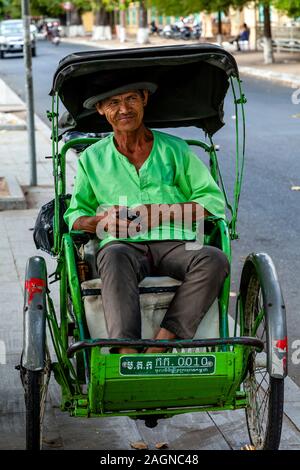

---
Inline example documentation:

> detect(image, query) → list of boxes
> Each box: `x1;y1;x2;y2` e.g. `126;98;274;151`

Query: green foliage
0;0;21;19
148;0;250;16
274;0;300;18
0;0;94;19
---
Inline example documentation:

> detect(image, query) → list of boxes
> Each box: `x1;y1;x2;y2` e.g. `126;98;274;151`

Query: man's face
95;90;148;132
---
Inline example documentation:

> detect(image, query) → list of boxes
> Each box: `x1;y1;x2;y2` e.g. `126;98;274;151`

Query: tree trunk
263;3;274;64
95;6;105;26
68;8;85;37
70;8;81;26
93;5;112;41
216;10;222;45
136;1;149;44
119;0;127;43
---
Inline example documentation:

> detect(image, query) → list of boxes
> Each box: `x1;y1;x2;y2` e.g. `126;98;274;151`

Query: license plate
119;354;216;376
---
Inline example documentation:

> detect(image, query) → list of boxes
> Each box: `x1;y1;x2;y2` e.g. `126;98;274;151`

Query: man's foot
144;327;176;354
111;347;139;354
144;347;171;354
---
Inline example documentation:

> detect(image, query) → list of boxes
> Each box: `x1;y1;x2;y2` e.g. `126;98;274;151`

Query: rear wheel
242;271;284;450
0;50;5;59
32;47;36;57
22;351;51;450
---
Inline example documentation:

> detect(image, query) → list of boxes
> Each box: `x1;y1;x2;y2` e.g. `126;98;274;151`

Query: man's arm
176;149;226;220
63;157;99;232
145;202;209;228
73;206;133;235
129;202;210;233
73;215;103;233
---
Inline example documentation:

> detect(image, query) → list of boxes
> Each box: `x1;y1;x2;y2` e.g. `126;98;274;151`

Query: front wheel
21;352;51;450
21;255;50;449
239;254;286;449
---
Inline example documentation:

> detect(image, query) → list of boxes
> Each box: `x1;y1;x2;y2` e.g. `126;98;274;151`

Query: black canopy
50;44;239;136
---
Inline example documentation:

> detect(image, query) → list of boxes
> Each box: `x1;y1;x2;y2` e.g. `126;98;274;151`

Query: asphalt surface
1;39;300;386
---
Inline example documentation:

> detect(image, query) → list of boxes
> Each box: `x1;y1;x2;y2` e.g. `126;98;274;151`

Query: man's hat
83;82;157;109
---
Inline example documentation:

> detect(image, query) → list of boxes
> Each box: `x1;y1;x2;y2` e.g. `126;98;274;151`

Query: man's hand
73;205;131;236
73;202;208;237
131;202;207;234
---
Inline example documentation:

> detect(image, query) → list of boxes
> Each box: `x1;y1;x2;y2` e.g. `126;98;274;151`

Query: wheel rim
243;278;270;449
23;348;51;450
40;348;51;445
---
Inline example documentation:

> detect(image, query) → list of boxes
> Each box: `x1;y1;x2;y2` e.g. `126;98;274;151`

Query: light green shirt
64;130;225;248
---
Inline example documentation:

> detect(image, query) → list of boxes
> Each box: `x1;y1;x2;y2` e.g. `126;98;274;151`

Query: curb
239;66;300;88
0;77;51;139
0;175;26;210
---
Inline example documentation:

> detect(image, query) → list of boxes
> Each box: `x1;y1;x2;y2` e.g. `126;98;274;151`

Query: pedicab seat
81;276;219;345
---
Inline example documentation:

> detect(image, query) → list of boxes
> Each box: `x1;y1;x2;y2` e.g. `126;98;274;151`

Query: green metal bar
229;77;246;240
60;137;101;195
59;256;68;351
251;308;265;337
52;95;60;255
184;139;211;152
63;233;87;341
82;402;248;418
185;139;218;183
89;348;106;414
216;219;231;341
234;294;240;337
46;293;81;398
208;135;234;219
63;232;91;381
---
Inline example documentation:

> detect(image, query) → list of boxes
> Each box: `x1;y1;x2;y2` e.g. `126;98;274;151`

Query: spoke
255;370;269;393
257;388;270;414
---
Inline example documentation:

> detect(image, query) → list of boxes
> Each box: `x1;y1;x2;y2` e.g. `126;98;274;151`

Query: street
0;39;300;449
6;40;298;383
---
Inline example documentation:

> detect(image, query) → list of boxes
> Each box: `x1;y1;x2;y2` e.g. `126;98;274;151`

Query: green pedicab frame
20;45;287;450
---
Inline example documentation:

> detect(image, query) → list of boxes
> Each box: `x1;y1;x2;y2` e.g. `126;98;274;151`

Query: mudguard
21;256;47;371
240;253;287;379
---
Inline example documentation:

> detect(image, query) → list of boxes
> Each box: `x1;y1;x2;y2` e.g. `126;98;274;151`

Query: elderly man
64;82;229;354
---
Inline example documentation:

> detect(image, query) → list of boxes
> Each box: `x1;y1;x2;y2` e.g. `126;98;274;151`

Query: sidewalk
62;34;300;88
1;57;300;449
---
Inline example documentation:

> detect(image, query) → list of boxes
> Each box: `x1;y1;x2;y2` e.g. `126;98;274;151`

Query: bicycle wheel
22;351;51;450
242;271;284;450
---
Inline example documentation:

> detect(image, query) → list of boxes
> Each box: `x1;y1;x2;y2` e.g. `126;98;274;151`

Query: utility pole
21;0;37;186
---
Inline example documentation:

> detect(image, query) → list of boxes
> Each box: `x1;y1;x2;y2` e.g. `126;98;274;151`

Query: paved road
1;39;299;390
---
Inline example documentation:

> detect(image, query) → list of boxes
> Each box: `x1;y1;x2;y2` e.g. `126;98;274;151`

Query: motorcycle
47;26;61;46
52;35;60;46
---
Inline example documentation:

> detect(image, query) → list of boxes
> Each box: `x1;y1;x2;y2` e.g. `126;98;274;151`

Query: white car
0;19;36;58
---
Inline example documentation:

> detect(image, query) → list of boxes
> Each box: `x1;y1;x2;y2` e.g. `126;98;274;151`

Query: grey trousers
96;241;230;340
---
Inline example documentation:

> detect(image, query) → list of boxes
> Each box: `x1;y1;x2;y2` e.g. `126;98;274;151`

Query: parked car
0;19;36;58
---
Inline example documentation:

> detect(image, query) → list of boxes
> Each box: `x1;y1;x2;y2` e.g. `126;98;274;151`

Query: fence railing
256;25;300;52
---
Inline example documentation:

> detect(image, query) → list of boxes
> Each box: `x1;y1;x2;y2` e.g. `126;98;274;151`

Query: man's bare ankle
144;347;169;354
115;347;139;354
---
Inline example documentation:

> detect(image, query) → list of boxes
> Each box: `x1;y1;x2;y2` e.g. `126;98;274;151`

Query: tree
137;1;149;44
92;1;118;40
262;1;274;64
1;0;22;18
274;0;300;18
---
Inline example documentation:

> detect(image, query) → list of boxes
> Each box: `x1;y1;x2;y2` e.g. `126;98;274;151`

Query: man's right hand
73;206;138;238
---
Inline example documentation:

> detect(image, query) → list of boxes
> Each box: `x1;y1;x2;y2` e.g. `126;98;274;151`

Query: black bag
33;194;71;255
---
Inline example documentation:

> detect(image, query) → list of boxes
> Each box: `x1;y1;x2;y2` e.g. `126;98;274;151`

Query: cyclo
20;44;287;450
